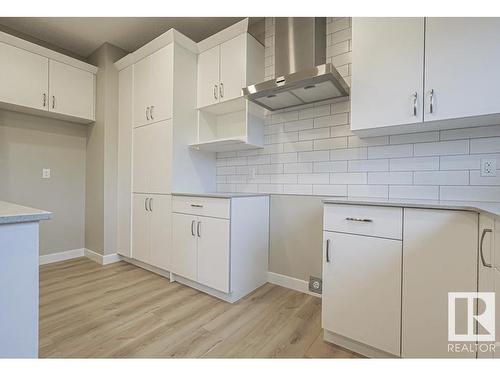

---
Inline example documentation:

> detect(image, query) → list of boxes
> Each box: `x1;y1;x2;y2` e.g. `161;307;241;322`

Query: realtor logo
448;292;495;342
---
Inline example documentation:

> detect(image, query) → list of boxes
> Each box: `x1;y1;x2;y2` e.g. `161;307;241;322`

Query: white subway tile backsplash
348;159;389;172
414;171;469;185
440;186;500;202
331;172;367;185
390;157;439;171
214;17;500;202
368;144;413;159
313;161;348;173
414;140;469;156
389;186;439;200
367;172;413;185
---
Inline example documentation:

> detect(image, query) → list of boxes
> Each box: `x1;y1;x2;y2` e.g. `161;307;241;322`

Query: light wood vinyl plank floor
39;258;361;358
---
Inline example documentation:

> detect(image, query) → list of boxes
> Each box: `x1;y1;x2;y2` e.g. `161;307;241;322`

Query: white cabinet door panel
219;33;247;103
351;18;424;131
150;45;173;122
132;125;150;193
49;60;94;120
197;217;230;293
402;208;477;358
424;18;500;122
0;42;48;111
149;195;172;271
322;231;402;356
171;213;197;281
132;194;150;264
133;56;151;127
148;120;172;194
197;45;220;108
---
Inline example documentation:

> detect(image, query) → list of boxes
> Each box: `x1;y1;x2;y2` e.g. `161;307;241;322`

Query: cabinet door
322;231;402;356
133;55;152;127
402;208;478;358
351;18;424;131
132;125;150;193
219;33;247;103
0;42;48;111
197;45;220;108
49;60;94;120
424;18;500;122
148;120;172;194
171;213;197;281
197;217;230;293
150;45;173;122
132;194;150;264
149;195;172;271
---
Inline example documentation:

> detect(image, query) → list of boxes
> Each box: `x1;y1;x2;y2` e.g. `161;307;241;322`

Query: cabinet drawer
172;196;230;219
324;204;402;240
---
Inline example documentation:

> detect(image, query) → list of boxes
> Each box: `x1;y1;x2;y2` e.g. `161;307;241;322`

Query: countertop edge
172;192;270;199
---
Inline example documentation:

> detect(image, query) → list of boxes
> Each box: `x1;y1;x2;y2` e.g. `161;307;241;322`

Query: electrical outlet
481;159;497;177
250;167;256;179
42;168;51;179
309;276;322;294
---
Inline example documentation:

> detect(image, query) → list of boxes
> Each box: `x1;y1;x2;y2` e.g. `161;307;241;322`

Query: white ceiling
0;17;245;59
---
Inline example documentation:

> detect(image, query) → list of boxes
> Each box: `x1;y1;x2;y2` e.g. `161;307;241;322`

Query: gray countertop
172;192;270;199
0;201;52;224
322;196;500;217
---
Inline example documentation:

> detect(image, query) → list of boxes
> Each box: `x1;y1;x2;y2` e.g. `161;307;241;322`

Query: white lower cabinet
171;194;269;302
131;193;171;270
322;203;481;358
322;231;402;356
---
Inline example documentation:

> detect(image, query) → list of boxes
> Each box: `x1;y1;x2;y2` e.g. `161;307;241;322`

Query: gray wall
0;110;86;255
86;43;127;255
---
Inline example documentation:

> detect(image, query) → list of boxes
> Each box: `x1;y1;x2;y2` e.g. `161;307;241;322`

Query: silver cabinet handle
197;221;201;237
214;85;218;100
220;82;224;98
149;197;153;212
413;92;418;116
191;220;196;236
144;197;149;212
345;217;373;223
190;204;203;208
480;228;493;268
429;89;434;114
146;106;150;121
326;239;331;263
150;105;154;120
52;95;56;109
42;93;46;107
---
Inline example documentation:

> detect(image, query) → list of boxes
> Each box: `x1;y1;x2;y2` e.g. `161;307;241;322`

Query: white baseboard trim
84;248;122;265
39;248;85;265
267;271;321;298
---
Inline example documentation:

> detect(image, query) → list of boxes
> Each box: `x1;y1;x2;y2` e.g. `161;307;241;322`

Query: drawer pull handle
345;217;373;223
326;239;331;263
480;228;493;268
190;204;203;208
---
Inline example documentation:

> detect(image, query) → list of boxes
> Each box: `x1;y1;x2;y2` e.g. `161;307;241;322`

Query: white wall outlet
42;168;51;179
481;159;497;177
250;167;257;179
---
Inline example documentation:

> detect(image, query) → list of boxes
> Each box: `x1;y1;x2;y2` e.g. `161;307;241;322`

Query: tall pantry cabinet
116;31;216;270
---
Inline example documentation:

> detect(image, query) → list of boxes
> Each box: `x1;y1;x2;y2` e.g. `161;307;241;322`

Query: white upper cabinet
351;18;424;132
48;60;95;121
0;42;48;111
351;17;500;136
0;35;96;123
133;44;173;127
197;33;263;109
219;33;247;104
197;45;220;108
424;18;500;122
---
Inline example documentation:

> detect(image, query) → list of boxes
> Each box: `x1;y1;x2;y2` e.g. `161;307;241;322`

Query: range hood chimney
243;17;349;112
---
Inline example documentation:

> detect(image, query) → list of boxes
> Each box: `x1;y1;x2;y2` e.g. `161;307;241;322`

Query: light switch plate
42;168;51;179
481;159;497;177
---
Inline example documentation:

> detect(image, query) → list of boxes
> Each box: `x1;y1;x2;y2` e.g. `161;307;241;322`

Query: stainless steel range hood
243;18;350;112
